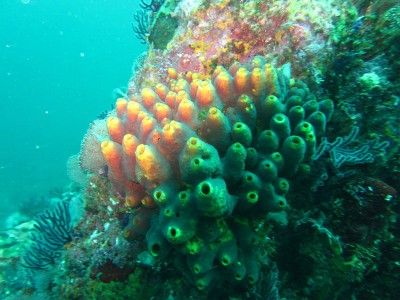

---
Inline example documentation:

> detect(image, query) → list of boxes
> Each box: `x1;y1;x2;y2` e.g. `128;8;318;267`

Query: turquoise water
0;0;145;224
0;1;399;298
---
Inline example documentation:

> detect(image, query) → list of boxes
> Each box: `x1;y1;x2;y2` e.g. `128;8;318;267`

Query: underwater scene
0;0;399;299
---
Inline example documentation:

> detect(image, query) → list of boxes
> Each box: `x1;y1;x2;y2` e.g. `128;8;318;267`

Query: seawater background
0;0;146;227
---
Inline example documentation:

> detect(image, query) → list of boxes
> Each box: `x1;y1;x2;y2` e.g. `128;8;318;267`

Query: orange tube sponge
160;121;193;157
139;116;157;142
106;116;125;144
250;67;267;98
175;90;191;108
101;140;124;180
164;91;177;109
135;144;171;184
196;80;219;108
190;79;200;99
214;69;235;105
122;133;139;158
141;195;156;208
229;61;241;76
155;83;168;101
125;193;142;208
125;181;145;208
234;67;250;94
172;78;190;93
167;67;178;80
122;133;139;179
141;87;159;109
127;100;143;124
176;98;198;127
116;98;128;117
185;71;193;83
153;102;172;123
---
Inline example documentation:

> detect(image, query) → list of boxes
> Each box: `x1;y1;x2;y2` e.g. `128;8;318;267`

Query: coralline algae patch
80;55;333;291
136;0;352;88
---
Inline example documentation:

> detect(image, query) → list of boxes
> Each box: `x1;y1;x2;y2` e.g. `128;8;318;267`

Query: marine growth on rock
80;55;333;291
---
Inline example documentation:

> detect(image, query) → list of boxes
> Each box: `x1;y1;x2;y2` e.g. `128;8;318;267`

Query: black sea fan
140;0;164;13
132;11;151;44
22;201;73;270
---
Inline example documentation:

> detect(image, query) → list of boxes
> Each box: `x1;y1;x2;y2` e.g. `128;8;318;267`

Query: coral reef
69;0;399;299
128;0;354;94
78;52;334;295
3;0;399;299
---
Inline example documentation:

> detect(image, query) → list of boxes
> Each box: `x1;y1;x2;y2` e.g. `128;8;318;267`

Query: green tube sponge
294;121;315;139
236;94;257;128
293;79;310;92
244;256;260;285
161;204;176;219
289;87;306;99
257;159;278;181
245;191;259;204
195;178;236;217
251;55;266;68
303;131;317;160
286;95;303;110
151;184;175;206
231;122;252;146
183;236;204;255
223;142;247;183
297;163;311;178
230;261;246;282
269;152;284;171
274;178;290;195
302;99;319;117
307;111;326;136
282;135;306;176
201;107;232;151
188;247;216;275
265;64;282;97
177;189;191;208
260;95;284;126
245;147;258;169
257;183;286;212
288;105;305;128
146;224;169;258
179;137;222;183
195;270;216;291
240;171;262;191
232;219;258;247
318;99;334;121
182;156;220;183
162;217;196;244
197;218;229;242
254;183;273;213
236;190;260;212
217;239;238;267
257;130;279;154
265;192;288;211
270;113;291;140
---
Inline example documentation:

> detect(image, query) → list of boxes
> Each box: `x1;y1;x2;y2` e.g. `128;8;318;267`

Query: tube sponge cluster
82;55;333;291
